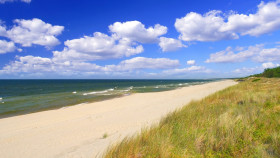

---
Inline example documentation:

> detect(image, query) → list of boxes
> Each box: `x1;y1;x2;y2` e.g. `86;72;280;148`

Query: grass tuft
252;78;261;82
104;78;280;158
103;133;108;139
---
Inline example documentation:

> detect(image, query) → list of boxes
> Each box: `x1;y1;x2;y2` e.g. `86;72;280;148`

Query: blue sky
0;0;280;79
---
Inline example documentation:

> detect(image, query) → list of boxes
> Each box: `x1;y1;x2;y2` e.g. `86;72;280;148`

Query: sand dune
0;80;237;158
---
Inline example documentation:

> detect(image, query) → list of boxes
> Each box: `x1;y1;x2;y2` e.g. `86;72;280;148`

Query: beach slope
0;80;236;158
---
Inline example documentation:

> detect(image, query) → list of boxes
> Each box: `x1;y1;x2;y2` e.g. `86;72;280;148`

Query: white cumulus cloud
206;44;280;63
175;1;280;42
205;45;262;63
253;47;280;62
0;25;6;36
2;56;54;73
109;21;167;43
106;57;180;71
1;55;106;74
262;62;280;69
1;56;179;76
175;11;238;42
232;62;280;77
1;18;64;47
159;37;186;52
163;66;209;75
0;40;17;54
223;1;280;36
186;60;195;65
233;67;262;76
53;32;143;62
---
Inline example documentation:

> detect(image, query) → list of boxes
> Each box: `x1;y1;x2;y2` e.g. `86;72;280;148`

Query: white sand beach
0;80;237;158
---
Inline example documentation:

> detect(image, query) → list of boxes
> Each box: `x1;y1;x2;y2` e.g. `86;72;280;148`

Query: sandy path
0;80;237;158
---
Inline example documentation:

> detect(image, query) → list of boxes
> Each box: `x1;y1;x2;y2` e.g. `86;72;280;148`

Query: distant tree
253;66;280;78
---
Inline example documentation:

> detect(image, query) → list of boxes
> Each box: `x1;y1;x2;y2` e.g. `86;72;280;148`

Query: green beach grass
104;78;280;157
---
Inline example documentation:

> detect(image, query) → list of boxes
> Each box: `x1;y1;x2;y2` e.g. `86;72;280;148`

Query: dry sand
0;80;237;158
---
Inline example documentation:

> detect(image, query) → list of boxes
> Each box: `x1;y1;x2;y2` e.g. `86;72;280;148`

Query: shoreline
0;80;215;119
0;80;237;158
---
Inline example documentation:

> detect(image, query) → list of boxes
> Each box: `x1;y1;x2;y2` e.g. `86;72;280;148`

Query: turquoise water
0;79;216;118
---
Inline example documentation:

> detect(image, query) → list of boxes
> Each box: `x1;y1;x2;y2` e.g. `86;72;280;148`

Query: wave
156;85;168;88
83;88;114;96
72;91;77;94
0;97;2;100
121;86;133;92
178;83;190;86
134;86;146;89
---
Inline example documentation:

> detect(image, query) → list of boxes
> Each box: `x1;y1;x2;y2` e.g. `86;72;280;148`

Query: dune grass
104;78;280;158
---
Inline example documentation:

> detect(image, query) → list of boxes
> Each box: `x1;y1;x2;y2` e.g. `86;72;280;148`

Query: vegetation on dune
104;78;280;158
103;133;108;139
253;66;280;78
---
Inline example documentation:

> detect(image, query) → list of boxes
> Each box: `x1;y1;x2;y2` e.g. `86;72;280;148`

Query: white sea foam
0;97;2;100
156;85;167;88
83;88;114;96
72;91;77;94
121;86;133;92
83;91;107;96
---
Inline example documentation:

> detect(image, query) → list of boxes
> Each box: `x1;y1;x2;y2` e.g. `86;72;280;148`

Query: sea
0;79;218;118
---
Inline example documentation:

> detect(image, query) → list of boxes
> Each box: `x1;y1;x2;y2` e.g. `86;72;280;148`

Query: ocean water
0;79;216;118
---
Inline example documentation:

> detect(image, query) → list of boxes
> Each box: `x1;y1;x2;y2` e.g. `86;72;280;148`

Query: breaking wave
83;88;115;96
